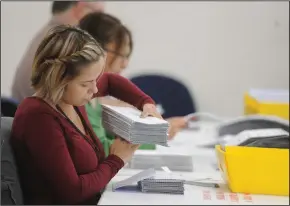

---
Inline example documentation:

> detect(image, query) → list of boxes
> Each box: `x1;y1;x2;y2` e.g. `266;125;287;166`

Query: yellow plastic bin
244;89;289;120
216;145;289;196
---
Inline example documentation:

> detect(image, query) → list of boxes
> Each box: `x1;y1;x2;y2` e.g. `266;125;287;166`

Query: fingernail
140;113;147;118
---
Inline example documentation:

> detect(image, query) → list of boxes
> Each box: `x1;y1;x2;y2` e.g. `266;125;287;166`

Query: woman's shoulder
12;98;65;143
15;97;59;122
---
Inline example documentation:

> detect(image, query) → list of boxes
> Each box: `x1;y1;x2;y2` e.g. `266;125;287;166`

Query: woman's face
62;57;105;106
105;36;131;74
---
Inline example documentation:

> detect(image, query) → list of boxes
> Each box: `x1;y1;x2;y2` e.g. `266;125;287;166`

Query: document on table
112;168;185;195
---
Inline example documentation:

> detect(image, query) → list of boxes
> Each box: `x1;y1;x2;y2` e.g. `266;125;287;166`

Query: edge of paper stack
112;168;185;195
102;104;169;146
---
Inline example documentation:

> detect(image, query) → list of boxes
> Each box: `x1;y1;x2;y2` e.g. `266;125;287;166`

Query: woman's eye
81;84;89;87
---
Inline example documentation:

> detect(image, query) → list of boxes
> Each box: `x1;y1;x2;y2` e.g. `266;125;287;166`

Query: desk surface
98;123;289;205
99;170;289;205
129;122;220;173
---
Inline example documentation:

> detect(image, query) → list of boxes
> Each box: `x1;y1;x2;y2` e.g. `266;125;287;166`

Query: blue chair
130;74;196;119
1;97;19;117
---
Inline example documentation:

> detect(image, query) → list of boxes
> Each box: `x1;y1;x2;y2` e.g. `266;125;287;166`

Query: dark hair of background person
51;1;77;15
79;12;133;62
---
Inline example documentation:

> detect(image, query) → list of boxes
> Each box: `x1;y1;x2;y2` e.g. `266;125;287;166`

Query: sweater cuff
106;154;125;169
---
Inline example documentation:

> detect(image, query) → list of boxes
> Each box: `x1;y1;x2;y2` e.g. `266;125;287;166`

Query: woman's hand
110;137;140;164
166;117;187;140
140;103;163;119
140;104;188;140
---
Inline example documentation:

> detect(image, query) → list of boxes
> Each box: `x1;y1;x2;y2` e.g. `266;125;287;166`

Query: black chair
130;74;197;118
1;97;19;117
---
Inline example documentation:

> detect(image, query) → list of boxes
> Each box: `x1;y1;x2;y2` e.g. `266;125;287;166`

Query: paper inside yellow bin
244;89;289;120
216;145;289;196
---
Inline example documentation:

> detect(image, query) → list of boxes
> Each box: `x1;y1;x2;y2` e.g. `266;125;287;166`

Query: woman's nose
122;58;129;69
91;83;98;94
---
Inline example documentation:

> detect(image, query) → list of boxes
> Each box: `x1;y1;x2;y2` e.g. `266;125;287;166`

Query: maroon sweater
11;73;154;205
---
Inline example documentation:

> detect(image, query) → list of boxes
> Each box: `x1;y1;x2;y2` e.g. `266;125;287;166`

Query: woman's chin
83;98;92;104
73;99;89;107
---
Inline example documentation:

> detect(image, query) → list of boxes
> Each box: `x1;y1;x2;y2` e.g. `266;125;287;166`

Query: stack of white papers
102;105;169;146
128;152;193;172
249;89;289;104
112;168;185;195
138;178;185;195
220;128;289;151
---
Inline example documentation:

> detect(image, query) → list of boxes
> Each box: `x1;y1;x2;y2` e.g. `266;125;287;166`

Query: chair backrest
130;74;196;118
1;97;19;117
1;117;24;205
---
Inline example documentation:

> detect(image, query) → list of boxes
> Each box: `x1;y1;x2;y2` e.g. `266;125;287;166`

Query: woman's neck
57;101;75;116
33;92;75;116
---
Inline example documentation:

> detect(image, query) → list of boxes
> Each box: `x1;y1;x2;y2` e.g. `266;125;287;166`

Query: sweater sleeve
94;72;155;110
99;135;114;157
23;113;124;204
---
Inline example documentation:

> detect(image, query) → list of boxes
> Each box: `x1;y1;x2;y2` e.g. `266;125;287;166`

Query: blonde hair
31;25;105;104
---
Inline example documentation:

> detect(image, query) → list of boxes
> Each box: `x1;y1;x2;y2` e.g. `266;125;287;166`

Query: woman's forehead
107;40;131;56
108;33;131;49
76;60;105;80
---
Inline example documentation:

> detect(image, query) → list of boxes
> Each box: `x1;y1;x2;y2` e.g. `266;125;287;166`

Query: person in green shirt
85;100;115;156
79;12;187;156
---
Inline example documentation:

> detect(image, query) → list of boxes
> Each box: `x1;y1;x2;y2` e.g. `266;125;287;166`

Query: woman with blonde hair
11;25;161;205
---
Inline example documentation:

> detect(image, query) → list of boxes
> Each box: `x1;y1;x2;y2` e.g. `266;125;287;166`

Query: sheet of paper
103;104;168;125
112;168;156;191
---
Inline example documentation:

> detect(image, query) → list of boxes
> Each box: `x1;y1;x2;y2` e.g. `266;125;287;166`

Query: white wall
1;2;289;117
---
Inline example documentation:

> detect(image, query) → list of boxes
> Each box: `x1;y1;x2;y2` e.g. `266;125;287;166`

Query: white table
98;123;289;205
99;170;289;205
127;121;221;173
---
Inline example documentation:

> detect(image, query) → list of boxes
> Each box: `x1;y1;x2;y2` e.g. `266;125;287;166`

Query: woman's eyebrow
81;79;95;83
81;71;104;83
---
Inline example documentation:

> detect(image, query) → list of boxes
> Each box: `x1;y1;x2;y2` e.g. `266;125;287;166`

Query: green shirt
85;101;156;157
85;102;114;157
